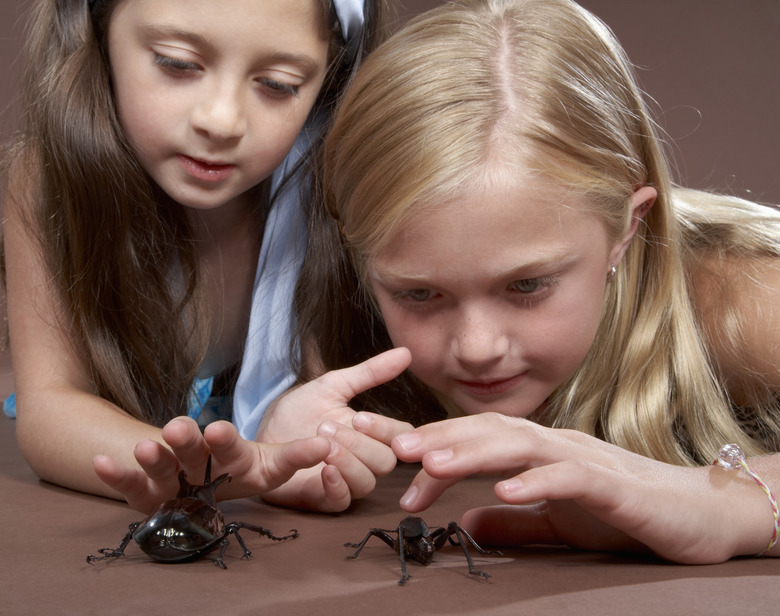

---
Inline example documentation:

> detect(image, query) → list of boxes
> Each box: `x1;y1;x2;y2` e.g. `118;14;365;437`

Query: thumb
461;504;561;547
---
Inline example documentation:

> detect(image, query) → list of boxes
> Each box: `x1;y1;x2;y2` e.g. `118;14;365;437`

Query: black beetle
86;456;297;568
345;516;502;585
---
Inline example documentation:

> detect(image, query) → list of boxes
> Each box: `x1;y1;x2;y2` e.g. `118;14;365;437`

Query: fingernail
323;465;341;486
497;478;522;497
400;484;419;509
318;421;338;437
427;449;453;467
352;412;371;431
394;431;420;452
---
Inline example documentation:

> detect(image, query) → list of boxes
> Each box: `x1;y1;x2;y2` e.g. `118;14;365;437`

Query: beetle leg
86;521;141;564
225;522;298;542
231;529;253;561
396;526;412;585
211;537;230;569
344;529;397;558
448;522;502;581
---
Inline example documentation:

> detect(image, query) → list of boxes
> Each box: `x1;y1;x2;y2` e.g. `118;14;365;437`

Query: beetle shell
87;456;298;568
132;496;226;562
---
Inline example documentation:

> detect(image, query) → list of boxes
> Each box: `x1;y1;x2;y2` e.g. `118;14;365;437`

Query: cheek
533;289;606;375
376;303;443;372
113;76;169;158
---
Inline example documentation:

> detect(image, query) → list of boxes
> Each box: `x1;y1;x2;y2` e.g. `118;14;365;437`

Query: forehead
108;0;330;53
369;174;609;277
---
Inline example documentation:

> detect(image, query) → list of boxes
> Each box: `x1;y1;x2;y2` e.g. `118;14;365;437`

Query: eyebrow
369;253;580;286
138;24;322;72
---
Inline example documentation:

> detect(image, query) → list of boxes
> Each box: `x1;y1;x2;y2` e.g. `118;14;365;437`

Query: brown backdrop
2;0;778;201
0;0;777;394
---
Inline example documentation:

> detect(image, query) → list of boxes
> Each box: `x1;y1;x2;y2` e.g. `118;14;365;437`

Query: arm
386;413;780;563
3;177;165;500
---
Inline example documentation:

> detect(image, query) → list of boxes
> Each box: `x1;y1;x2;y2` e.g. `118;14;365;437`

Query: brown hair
2;0;389;426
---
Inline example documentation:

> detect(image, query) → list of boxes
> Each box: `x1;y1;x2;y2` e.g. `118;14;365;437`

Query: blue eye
400;289;433;302
509;276;558;295
511;279;542;293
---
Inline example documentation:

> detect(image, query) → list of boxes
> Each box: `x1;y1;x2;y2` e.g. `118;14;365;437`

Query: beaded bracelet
713;443;779;555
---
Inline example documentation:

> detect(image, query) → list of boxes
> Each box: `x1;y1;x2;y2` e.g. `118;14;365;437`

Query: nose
450;308;510;368
191;81;247;143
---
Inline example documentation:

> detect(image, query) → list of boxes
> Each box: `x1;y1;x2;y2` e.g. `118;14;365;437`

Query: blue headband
87;0;365;46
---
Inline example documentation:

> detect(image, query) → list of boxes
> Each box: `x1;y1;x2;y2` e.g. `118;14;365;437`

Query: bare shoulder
689;253;780;398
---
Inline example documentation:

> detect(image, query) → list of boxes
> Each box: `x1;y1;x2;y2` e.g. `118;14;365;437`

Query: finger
403;420;596;480
132;438;180;483
460;504;562;547
262;464;352;513
319;437;378;499
93;454;161;515
399;467;461;512
320;464;354;510
392;413;519;462
319;419;397;477
161;416;211;475
203;420;255;476
352;412;414;446
313;347;412;404
256;436;333;492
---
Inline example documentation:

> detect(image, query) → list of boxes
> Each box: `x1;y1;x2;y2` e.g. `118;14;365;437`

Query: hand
391;413;774;563
258;348;415;512
93;416;331;514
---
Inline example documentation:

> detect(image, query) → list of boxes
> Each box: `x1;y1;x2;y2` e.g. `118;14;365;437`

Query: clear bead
716;443;745;470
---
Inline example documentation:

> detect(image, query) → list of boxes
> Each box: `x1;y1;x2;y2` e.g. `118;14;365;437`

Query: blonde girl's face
368;175;632;418
107;0;329;211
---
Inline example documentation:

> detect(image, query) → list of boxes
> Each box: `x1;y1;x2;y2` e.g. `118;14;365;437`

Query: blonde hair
301;0;780;462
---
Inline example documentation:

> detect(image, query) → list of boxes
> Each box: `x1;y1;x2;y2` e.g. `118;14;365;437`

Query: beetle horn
203;454;213;486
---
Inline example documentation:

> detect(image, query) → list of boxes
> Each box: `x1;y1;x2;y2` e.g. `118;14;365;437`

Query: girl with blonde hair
270;0;780;559
121;0;780;558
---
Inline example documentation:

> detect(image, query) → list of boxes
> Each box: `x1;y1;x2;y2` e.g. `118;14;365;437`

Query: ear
608;186;657;267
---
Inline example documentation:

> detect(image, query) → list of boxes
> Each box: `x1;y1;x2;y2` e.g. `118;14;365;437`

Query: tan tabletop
1;415;778;615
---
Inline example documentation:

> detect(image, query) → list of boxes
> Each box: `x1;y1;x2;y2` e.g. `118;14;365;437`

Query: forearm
15;388;164;499
722;452;780;558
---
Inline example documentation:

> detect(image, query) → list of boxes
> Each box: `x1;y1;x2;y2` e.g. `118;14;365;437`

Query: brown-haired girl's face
107;0;329;211
367;173;631;418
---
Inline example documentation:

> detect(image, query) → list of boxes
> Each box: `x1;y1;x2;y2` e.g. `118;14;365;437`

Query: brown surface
0;2;779;613
1;416;779;615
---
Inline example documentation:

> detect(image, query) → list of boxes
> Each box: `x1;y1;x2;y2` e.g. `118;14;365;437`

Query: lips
178;155;235;183
454;373;525;396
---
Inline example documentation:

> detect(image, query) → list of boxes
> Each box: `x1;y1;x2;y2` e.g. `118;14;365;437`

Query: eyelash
508;276;559;306
258;78;300;98
392;276;559;311
152;53;300;98
153;53;199;75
